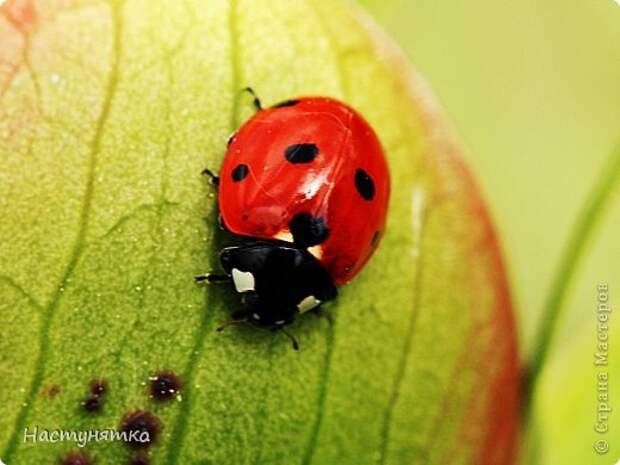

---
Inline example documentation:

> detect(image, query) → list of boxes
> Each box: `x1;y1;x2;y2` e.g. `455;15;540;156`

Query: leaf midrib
163;1;241;464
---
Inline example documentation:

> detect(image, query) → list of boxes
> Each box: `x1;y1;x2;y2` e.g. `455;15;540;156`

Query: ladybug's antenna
216;319;247;332
242;87;263;112
201;168;220;186
280;328;300;351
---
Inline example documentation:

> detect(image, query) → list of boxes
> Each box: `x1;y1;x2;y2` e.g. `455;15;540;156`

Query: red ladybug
196;89;390;348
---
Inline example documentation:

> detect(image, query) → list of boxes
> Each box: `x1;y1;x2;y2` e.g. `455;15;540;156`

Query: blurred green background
357;0;620;464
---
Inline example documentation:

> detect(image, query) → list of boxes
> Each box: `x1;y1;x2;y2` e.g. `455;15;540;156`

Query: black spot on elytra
371;230;381;247
61;451;92;465
129;451;150;465
289;212;329;248
272;99;300;108
83;395;102;413
284;144;318;164
231;164;249;182
149;371;181;401
90;379;106;396
120;411;161;449
355;168;375;201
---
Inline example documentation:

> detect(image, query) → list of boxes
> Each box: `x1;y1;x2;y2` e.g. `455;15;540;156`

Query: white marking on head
275;320;285;325
307;245;323;260
232;268;255;293
252;313;261;321
297;295;321;313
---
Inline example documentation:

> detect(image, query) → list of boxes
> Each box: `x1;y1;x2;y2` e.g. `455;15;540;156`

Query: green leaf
526;144;620;465
524;142;620;410
0;1;520;464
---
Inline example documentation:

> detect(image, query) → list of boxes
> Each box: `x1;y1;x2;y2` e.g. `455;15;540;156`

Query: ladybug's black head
218;242;337;328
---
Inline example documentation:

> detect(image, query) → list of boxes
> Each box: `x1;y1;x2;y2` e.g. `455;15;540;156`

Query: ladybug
196;88;390;348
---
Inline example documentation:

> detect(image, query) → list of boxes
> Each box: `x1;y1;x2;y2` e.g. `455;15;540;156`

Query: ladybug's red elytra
196;89;390;348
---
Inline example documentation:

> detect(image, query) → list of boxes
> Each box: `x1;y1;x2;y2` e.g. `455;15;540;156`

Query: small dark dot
120;411;161;449
83;395;102;413
61;451;92;465
355;168;375;201
129;451;150;465
284;144;319;164
272;99;300;108
231;164;249;182
289;212;330;248
44;384;61;398
90;379;106;396
149;371;182;401
371;230;381;246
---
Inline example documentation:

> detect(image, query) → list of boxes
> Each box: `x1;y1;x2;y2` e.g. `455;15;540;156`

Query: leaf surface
0;1;520;464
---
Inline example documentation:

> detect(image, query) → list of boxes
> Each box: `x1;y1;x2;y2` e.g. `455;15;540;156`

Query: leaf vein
301;316;336;465
164;2;241;464
0;275;43;310
378;200;429;465
0;1;124;459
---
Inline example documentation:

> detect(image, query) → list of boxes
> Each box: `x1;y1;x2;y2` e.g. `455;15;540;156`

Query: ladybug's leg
278;327;300;351
216;318;246;332
201;168;220;187
242;86;263;112
216;309;248;332
194;273;230;284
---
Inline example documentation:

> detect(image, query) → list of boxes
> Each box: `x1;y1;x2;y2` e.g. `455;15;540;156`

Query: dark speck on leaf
82;395;102;413
149;371;182;401
129;451;150;465
120;411;161;449
61;451;92;465
44;384;61;398
90;379;107;395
